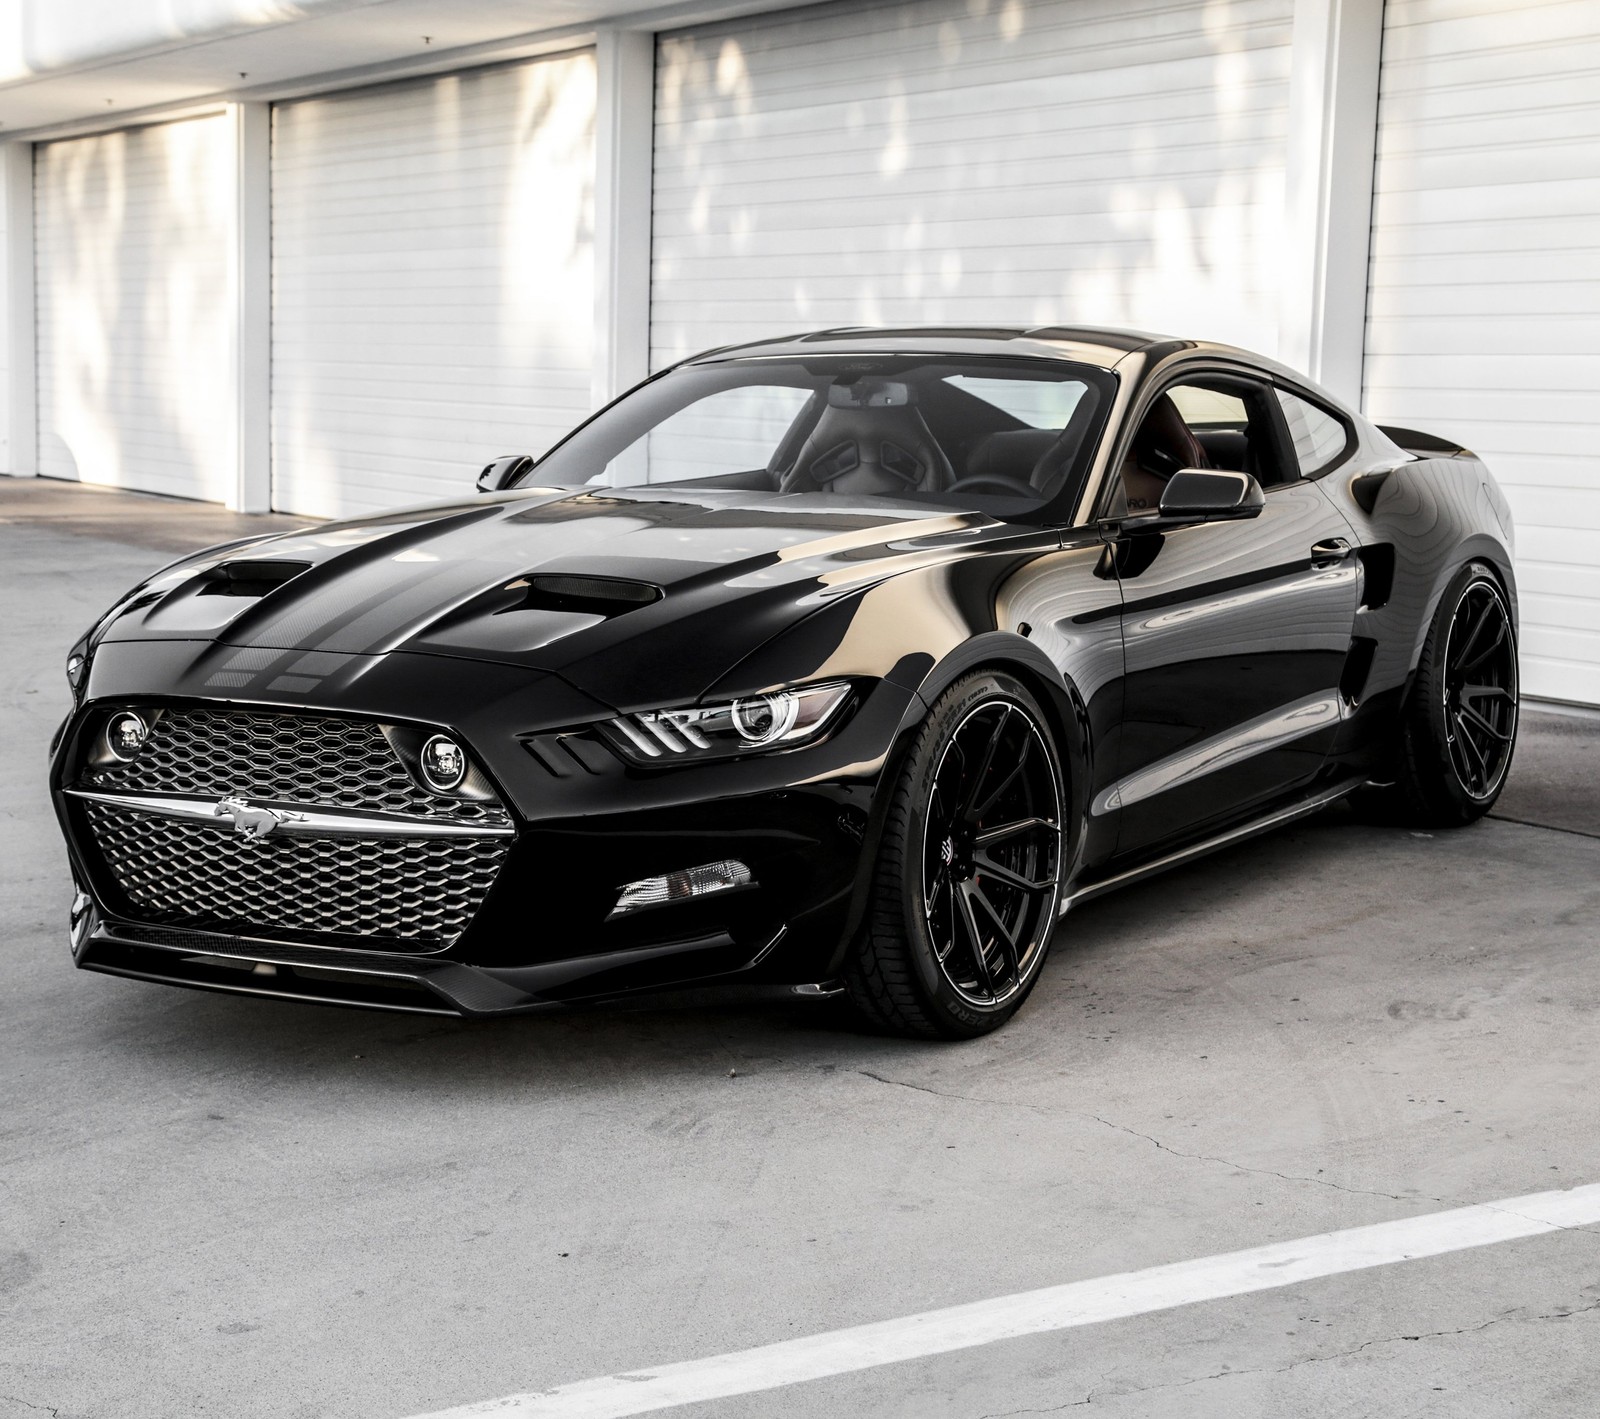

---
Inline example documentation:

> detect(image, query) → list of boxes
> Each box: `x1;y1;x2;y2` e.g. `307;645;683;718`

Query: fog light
419;734;467;791
105;711;149;761
608;859;752;919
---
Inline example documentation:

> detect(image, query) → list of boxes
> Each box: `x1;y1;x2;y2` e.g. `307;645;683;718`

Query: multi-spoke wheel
844;671;1065;1038
1395;562;1519;825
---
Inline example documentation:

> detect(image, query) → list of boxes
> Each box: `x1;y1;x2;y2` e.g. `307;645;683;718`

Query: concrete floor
2;476;1597;1419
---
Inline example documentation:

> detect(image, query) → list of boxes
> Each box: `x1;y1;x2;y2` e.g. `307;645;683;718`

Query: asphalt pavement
2;475;1597;1419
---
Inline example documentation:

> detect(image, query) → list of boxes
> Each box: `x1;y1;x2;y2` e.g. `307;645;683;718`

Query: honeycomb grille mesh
85;803;507;948
83;707;508;825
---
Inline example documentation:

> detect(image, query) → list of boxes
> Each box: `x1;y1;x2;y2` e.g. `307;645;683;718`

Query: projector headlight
602;681;853;763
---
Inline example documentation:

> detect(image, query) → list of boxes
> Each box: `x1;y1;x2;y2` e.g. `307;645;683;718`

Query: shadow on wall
36;114;234;501
268;54;597;522
651;0;1291;366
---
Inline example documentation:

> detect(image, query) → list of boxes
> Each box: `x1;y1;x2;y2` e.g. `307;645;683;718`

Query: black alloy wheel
844;671;1065;1039
1395;561;1519;825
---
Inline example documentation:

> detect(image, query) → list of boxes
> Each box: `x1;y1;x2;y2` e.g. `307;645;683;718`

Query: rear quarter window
1276;390;1350;476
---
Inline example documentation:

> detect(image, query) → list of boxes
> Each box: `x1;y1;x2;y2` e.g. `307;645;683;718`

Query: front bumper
55;641;916;1012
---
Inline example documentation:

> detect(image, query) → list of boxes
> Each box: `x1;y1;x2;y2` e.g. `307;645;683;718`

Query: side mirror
477;453;535;493
1156;468;1265;522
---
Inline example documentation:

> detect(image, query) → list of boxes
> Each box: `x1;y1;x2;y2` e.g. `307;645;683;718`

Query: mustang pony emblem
213;796;305;840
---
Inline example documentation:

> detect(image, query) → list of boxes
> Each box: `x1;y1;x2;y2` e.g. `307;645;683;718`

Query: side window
1107;375;1295;516
1275;390;1350;476
587;386;814;486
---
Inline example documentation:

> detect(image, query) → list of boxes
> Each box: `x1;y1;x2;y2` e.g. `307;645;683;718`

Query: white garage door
271;53;596;519
35;115;236;500
1364;0;1600;709
651;0;1295;369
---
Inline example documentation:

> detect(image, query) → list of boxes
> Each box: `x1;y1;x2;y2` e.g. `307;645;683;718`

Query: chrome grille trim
66;789;513;839
82;801;508;950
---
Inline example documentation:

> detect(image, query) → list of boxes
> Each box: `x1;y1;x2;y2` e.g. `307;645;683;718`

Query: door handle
1310;538;1353;568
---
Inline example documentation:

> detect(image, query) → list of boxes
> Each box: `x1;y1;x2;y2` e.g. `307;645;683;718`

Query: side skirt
1062;775;1367;913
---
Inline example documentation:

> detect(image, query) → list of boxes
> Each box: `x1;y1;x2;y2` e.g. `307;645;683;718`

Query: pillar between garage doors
231;101;272;514
1280;0;1384;407
1;140;37;480
591;27;655;411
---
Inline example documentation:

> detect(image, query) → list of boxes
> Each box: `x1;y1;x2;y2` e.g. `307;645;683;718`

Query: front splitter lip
75;912;799;1018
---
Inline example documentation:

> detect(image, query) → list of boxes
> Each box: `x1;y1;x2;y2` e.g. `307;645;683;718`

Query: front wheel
1394;561;1519;826
844;671;1065;1039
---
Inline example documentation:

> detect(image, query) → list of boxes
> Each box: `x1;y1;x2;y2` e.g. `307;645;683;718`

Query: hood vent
196;560;313;598
502;573;662;617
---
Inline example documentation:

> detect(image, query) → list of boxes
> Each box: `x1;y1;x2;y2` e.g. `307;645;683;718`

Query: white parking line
407;1182;1600;1419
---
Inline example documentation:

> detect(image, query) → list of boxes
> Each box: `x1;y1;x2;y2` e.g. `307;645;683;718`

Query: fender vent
1356;544;1395;610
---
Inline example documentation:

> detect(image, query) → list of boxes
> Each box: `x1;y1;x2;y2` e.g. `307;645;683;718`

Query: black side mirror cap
1156;468;1265;522
478;454;535;493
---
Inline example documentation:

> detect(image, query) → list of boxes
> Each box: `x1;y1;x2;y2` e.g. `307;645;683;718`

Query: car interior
538;358;1115;515
1103;376;1303;518
771;374;1103;504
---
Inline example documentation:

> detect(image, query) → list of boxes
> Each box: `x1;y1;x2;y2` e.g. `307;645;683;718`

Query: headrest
968;429;1060;484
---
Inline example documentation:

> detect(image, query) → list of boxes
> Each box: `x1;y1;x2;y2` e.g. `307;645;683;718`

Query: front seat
780;380;955;497
1119;393;1208;513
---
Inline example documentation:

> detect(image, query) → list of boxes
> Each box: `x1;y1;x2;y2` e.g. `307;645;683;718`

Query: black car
51;326;1520;1038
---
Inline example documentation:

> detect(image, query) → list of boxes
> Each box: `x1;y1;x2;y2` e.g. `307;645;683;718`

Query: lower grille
84;802;507;950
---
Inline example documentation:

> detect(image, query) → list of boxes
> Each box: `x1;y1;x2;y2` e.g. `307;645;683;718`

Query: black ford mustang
51;327;1520;1038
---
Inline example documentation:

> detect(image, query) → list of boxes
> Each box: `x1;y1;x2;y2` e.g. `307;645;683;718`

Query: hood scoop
500;573;662;618
401;572;666;660
196;559;314;597
138;558;315;632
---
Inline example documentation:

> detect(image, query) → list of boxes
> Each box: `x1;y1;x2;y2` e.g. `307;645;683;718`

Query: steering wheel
944;474;1034;497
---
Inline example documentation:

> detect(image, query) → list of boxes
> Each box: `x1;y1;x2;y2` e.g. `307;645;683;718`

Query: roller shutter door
1364;0;1600;708
270;53;596;519
651;0;1295;368
35;115;236;500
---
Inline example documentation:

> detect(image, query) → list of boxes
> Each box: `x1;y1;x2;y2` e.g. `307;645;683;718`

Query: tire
843;671;1066;1039
1393;561;1519;827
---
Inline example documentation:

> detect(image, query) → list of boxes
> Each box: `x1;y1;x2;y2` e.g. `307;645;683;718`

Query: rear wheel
844;671;1065;1039
1393;561;1519;825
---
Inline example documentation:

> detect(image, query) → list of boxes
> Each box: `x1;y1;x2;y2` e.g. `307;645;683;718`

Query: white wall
34;114;239;500
651;0;1296;368
0;0;352;84
269;53;598;518
1364;0;1600;709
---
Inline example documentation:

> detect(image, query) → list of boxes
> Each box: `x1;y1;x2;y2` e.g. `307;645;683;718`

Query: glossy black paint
51;327;1517;1015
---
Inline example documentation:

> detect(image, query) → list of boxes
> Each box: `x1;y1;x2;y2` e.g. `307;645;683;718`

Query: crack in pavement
974;1298;1600;1415
0;1397;61;1418
854;1069;1423;1203
1081;1113;1420;1203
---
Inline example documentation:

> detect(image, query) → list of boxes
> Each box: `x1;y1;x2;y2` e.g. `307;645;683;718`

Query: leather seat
780;385;955;497
1119;393;1208;513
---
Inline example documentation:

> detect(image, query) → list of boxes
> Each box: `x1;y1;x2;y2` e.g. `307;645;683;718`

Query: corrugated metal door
651;0;1295;369
1364;0;1600;708
35;115;236;500
270;53;597;519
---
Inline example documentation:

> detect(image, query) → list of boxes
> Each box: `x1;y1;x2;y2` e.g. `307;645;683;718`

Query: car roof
677;325;1339;407
678;325;1184;371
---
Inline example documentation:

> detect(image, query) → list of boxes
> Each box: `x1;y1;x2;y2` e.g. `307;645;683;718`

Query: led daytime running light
608;682;852;762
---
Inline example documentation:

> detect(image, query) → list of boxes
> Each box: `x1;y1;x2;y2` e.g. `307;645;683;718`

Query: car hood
89;485;1003;709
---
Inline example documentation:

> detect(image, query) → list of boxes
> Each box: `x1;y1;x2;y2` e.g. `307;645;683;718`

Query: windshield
515;355;1116;520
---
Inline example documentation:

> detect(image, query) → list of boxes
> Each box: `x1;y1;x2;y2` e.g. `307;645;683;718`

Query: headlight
602;681;853;763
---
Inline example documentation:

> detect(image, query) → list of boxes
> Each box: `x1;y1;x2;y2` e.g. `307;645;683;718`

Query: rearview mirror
477;454;535;493
1156;468;1265;522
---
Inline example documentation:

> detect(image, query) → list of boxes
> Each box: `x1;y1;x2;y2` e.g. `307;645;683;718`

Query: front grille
84;802;507;949
84;706;508;825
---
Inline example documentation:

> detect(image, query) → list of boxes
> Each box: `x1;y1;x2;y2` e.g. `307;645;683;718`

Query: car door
1101;370;1362;856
